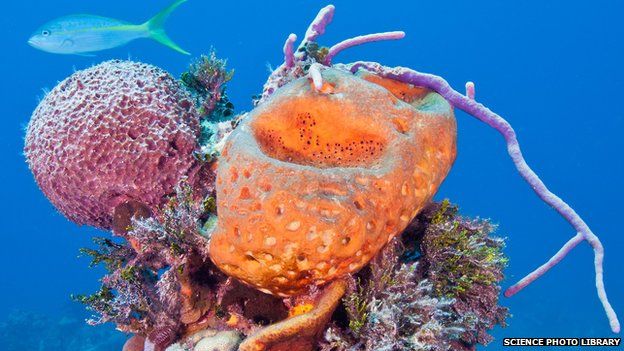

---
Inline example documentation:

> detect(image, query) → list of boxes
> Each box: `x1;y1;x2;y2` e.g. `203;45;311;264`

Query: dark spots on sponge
254;111;387;168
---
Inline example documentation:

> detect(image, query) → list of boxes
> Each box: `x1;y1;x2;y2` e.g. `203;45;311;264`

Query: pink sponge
24;60;200;229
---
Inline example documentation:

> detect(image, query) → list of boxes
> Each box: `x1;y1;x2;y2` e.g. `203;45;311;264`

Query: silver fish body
28;0;189;55
29;15;148;55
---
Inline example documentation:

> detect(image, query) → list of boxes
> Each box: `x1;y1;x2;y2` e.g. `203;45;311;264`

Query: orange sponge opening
251;97;388;168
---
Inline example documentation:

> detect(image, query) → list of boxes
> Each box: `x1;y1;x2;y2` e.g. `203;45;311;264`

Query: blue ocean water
1;0;622;349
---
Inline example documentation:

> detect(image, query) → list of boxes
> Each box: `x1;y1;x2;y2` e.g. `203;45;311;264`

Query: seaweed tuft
321;201;508;351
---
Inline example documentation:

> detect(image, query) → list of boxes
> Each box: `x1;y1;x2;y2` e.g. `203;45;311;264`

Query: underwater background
1;0;622;349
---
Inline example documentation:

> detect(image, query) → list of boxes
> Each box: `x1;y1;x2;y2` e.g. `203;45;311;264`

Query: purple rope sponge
283;33;297;69
345;61;620;333
296;4;335;59
324;31;405;65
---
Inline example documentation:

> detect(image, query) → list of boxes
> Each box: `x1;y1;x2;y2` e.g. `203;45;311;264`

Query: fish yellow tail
144;0;190;55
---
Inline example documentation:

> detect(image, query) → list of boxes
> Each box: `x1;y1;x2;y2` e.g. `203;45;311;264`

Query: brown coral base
239;279;348;351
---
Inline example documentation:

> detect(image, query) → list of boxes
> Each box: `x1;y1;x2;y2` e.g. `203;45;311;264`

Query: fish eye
41;30;51;37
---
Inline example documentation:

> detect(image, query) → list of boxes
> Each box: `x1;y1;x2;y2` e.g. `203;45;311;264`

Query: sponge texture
209;68;456;296
24;60;200;229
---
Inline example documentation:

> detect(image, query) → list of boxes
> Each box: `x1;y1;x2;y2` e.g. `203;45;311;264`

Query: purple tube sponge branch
283;33;297;69
256;6;334;105
343;61;620;333
465;81;475;100
295;4;335;58
324;31;405;65
256;5;403;105
308;63;325;91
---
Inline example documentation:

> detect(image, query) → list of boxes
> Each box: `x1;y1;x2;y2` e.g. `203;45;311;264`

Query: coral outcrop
24;3;618;349
77;189;507;351
209;67;456;296
24;60;200;229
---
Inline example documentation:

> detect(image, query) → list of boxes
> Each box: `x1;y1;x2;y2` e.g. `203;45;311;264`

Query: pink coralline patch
24;60;200;229
123;335;146;351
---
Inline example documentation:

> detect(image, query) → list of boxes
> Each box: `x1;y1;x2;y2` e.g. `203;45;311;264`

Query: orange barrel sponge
209;68;457;296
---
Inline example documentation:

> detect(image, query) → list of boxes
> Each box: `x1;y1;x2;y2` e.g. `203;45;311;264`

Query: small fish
28;0;189;55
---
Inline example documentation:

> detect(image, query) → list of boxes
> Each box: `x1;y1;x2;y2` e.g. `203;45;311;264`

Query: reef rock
165;329;241;351
194;331;240;351
24;60;200;229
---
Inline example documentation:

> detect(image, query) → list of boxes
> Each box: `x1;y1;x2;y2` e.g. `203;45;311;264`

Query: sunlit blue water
1;0;622;349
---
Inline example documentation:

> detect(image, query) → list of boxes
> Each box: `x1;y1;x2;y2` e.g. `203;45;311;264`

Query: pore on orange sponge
209;68;456;296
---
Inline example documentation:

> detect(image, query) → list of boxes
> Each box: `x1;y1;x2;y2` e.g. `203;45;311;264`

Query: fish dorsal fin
143;0;190;55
